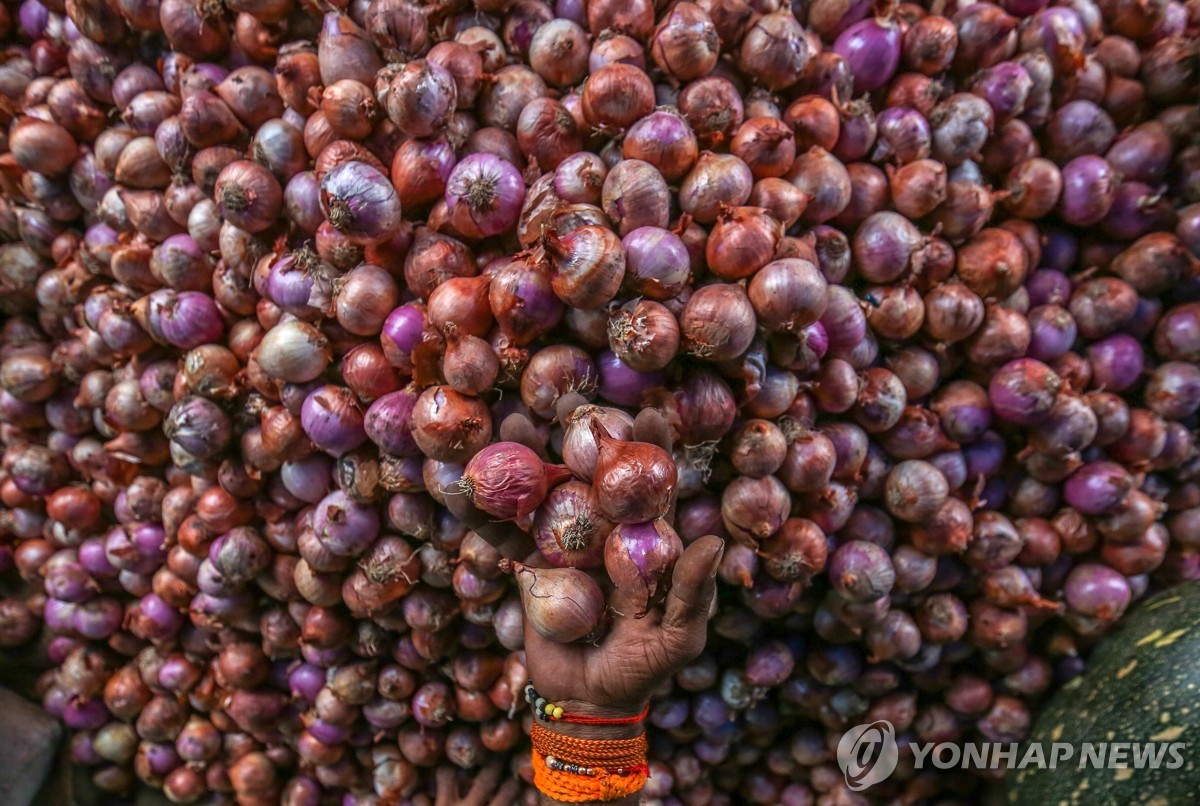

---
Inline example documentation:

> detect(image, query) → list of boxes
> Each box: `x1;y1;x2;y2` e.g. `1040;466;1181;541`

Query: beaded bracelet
530;724;650;803
531;748;649;803
525;682;650;724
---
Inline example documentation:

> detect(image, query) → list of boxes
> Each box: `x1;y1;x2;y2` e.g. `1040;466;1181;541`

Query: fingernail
708;542;725;576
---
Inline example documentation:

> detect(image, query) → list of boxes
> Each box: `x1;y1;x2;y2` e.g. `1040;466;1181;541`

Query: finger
500;413;548;459
434;766;458;806
444;492;535;559
464;762;504;806
487;778;522;806
633;408;673;453
412;796;432;806
662;535;724;633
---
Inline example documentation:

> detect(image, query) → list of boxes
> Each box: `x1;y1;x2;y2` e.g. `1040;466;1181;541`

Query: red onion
444;153;526;239
680;283;756;361
679;152;753;224
788;147;851;224
738;11;813;90
319;160;402;245
581;63;654;131
600;159;671;237
300;385;367;457
651;2;720;82
411;386;492;463
829;540;896;603
459;442;570;521
544;224;625;309
679;76;745;148
605;519;683;616
533;480;614;570
1059;155;1116;226
591;422;677;524
509;562;605;643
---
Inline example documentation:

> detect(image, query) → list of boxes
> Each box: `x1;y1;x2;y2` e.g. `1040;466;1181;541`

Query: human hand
410;762;521;806
522;532;723;722
450;402;723;723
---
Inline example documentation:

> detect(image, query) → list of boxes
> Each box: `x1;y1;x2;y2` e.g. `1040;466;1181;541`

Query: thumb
662;535;723;634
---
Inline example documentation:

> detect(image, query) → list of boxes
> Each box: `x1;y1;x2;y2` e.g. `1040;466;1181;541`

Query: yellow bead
552;706;564;718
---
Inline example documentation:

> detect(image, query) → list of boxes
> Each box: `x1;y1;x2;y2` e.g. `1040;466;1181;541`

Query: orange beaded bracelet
530;724;650;803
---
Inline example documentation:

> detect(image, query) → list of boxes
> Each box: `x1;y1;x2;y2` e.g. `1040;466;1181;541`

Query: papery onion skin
510;562;605;644
459;442;570;521
444;153;526;239
591;422;678;524
320;160;403;245
533;480;615;570
604;519;683;616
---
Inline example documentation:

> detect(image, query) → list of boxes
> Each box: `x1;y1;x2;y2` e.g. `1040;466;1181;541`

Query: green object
1008;582;1200;806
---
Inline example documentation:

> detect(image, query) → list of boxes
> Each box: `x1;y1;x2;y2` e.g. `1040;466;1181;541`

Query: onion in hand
508;561;606;644
604;519;683;617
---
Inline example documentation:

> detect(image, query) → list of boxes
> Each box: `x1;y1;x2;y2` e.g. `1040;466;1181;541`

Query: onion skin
604;519;683;617
533;480;614;570
591;422;678;524
459;442;570;521
509;562;605;644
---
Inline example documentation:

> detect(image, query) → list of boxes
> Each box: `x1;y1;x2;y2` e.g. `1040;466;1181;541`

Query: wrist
528;695;650;804
536;699;648;741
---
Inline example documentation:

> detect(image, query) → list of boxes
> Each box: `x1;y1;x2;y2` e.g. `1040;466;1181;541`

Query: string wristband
524;682;649;725
530;723;649;803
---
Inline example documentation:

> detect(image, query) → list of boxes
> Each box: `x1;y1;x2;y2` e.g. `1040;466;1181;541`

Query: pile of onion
1;0;1199;803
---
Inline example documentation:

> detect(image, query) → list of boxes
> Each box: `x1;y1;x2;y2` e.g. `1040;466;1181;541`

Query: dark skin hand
522;531;723;718
458;403;725;805
410;762;521;806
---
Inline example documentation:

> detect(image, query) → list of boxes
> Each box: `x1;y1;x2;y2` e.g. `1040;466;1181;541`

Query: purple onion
63;698;109;731
972;62;1032;121
18;0;49;38
833;17;902;94
621;226;690;300
301;385;368;456
380;303;427;371
1025;269;1072;307
312;491;380;557
285;171;324;234
1063;562;1131;622
319;160;403;245
158;291;224;350
289;664;326;702
873;107;932;164
1026;306;1078;362
828;540;895;603
1058;155;1116;226
72;598;123;640
444;153;526;239
989;359;1061;425
1086;333;1144;392
364;387;422;457
1064;459;1132;515
595;350;665;407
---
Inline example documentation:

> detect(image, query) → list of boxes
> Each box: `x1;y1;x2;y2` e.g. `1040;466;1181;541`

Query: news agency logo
836;719;899;792
836;719;1190;791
